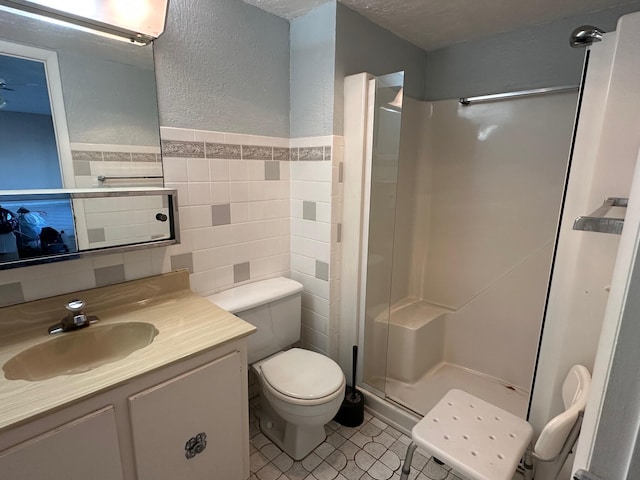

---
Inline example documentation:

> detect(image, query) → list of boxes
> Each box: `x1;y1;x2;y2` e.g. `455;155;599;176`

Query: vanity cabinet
0;406;124;480
129;350;245;480
0;340;250;480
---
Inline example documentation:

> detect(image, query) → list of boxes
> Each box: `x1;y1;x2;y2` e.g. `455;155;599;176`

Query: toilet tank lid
205;277;303;313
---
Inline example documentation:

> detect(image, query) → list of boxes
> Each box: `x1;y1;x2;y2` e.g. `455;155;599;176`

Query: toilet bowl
207;277;346;460
252;348;345;459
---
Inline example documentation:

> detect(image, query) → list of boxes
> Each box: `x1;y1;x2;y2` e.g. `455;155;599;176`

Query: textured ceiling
242;0;640;50
242;0;331;20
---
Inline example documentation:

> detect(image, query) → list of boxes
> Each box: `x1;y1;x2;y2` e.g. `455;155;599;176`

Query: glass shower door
361;72;404;396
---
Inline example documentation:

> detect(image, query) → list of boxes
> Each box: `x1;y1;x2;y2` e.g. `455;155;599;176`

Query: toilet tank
206;277;304;364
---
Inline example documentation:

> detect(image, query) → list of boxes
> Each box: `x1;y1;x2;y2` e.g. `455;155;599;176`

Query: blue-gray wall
425;1;640;100
154;0;290;137
334;3;428;135
290;2;336;138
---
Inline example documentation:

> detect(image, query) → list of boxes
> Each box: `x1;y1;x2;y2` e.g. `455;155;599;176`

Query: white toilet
207;277;346;460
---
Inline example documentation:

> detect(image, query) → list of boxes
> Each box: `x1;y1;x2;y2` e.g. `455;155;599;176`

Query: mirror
0;6;170;269
0;5;163;191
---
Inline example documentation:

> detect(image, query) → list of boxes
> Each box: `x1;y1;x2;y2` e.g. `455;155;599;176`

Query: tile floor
248;406;463;480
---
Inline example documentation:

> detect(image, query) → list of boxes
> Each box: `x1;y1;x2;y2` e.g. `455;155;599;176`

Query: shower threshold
384;361;529;419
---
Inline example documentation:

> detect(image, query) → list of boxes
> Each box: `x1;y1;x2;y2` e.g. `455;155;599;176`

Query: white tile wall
289;136;344;357
161;128;291;296
0;129;345;364
0;250;168;304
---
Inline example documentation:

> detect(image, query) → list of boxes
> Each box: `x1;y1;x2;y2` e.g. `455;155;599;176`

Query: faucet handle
65;299;86;313
48;299;98;335
64;299;89;328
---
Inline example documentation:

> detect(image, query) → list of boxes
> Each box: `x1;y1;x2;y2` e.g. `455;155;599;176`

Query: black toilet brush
334;345;365;427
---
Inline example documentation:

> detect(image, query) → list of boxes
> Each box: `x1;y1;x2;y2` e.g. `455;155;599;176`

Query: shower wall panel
398;93;576;388
390;97;430;305
420;95;576;310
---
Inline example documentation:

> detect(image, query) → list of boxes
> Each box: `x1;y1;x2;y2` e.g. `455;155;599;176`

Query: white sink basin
3;322;159;382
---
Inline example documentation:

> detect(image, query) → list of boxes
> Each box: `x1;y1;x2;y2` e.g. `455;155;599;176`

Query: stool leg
400;442;417;480
524;451;534;480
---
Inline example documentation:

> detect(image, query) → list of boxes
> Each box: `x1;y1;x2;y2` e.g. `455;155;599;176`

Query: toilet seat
260;348;345;406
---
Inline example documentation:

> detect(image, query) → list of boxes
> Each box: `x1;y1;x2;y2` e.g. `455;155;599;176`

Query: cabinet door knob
185;432;207;459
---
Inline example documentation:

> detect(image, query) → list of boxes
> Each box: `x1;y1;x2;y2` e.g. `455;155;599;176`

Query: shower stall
343;71;579;421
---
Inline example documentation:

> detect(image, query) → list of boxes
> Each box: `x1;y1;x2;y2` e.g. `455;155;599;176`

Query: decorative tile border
242;145;273;160
103;152;133;162
273;147;290;161
132;153;158;162
161;140;332;162
161;140;205;158
72;146;161;164
205;142;242;159
298;146;325;161
72;151;103;161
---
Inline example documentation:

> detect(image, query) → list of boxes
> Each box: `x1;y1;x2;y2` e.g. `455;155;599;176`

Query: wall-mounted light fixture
0;0;169;44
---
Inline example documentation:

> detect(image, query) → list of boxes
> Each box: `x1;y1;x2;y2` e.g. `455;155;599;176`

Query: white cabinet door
0;406;124;480
129;350;246;480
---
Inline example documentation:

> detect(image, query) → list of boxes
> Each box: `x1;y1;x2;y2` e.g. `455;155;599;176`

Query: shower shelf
573;197;628;235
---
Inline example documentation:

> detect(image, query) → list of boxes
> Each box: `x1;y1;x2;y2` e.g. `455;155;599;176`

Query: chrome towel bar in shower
459;86;578;106
573;197;628;235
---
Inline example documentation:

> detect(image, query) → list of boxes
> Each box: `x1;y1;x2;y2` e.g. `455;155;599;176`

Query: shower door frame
356;77;384;398
355;74;406;400
341;72;405;402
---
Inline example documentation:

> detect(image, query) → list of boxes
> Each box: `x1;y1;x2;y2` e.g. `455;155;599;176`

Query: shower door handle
573;469;604;480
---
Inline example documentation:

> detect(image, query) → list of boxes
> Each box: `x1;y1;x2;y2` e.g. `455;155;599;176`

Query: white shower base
385;361;529;419
365;298;530;420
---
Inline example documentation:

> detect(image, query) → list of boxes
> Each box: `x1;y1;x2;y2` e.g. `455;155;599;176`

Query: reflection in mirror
75;194;172;250
0;5;163;190
0;197;76;263
0;189;177;269
0;40;68;189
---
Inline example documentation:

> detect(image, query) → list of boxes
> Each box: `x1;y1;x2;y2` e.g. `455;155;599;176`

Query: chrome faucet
48;299;99;334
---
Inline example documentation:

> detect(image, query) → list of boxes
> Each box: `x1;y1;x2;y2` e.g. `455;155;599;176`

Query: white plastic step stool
403;389;533;480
